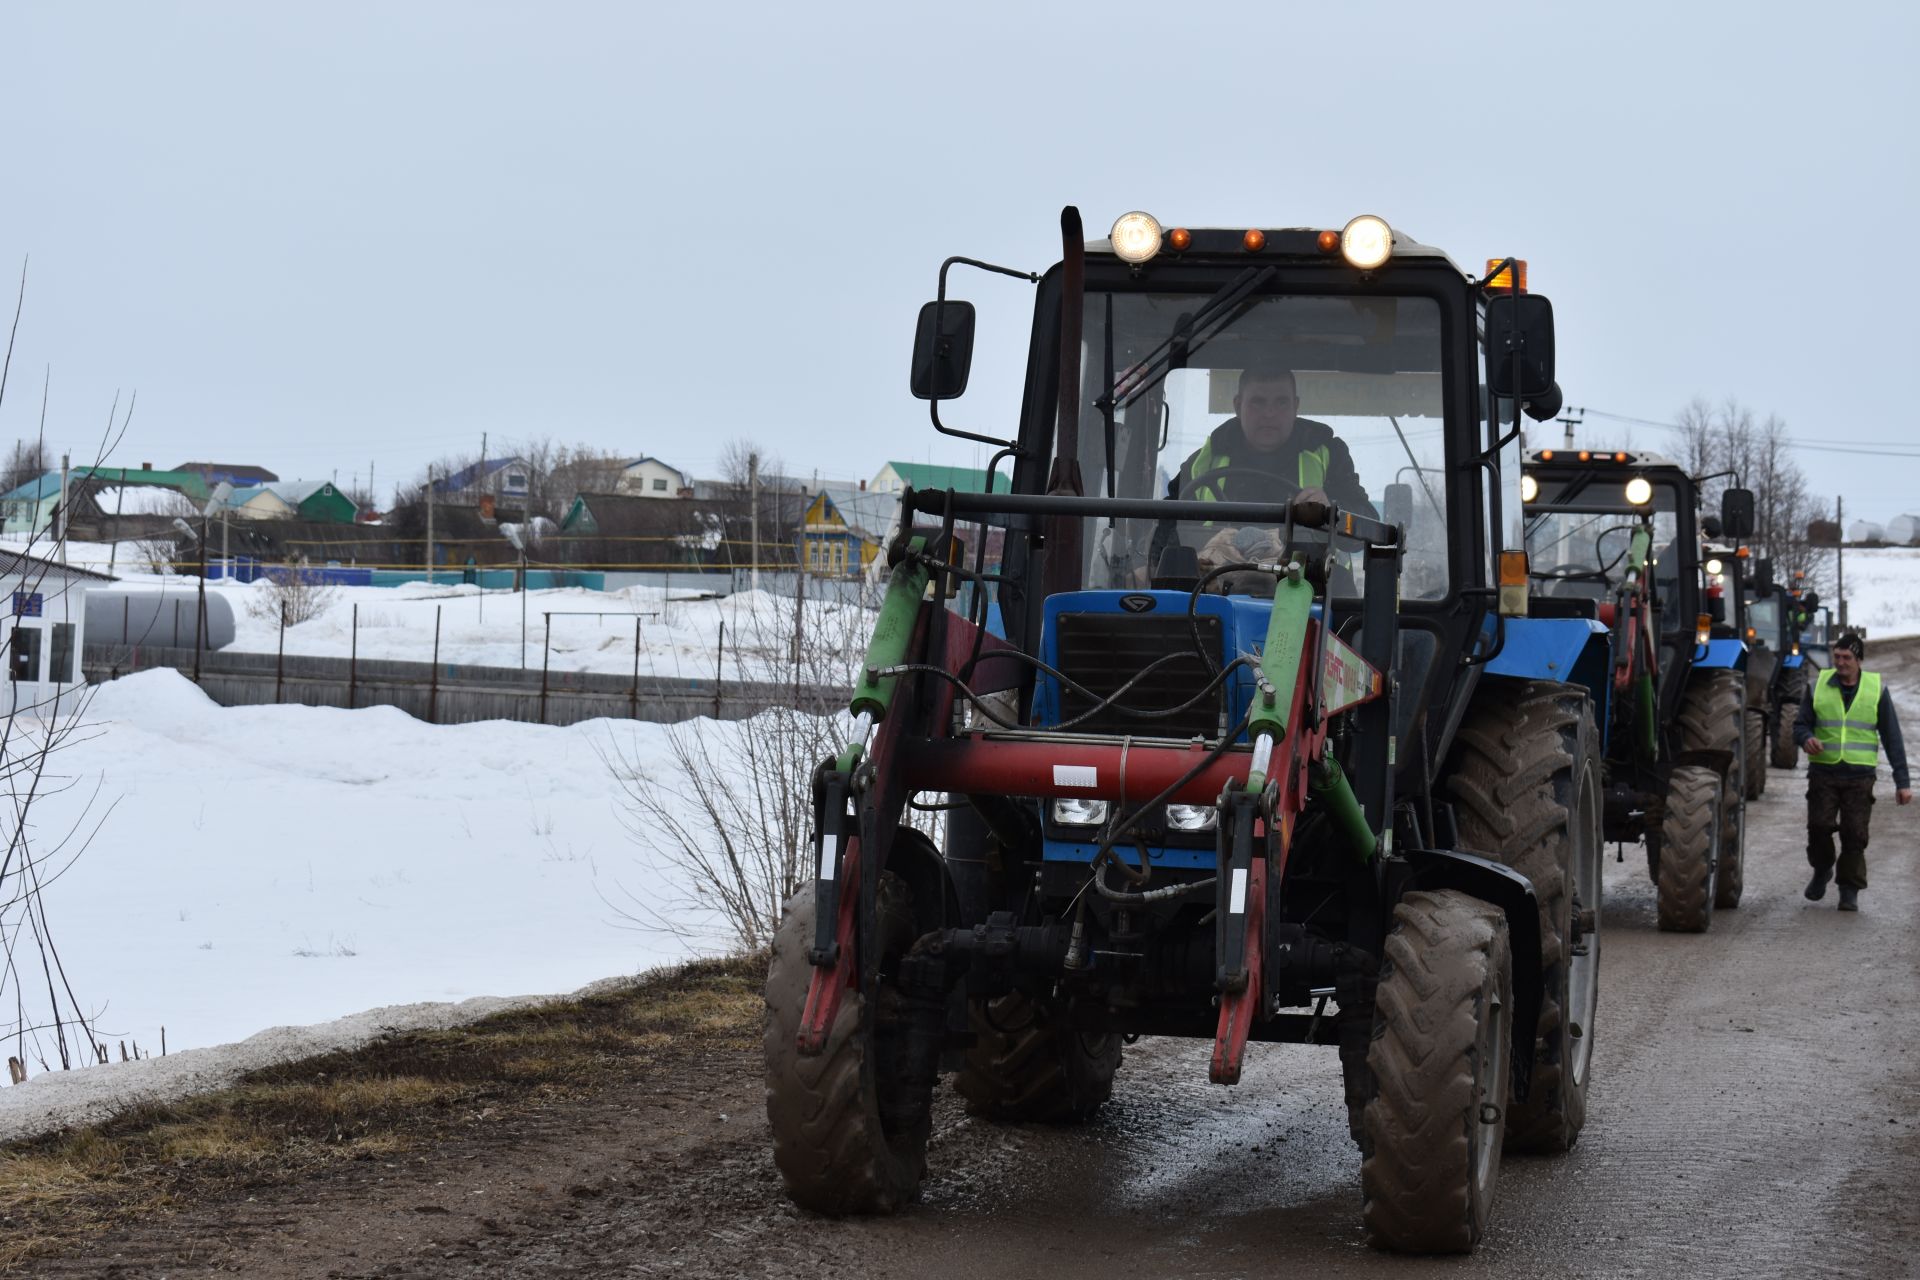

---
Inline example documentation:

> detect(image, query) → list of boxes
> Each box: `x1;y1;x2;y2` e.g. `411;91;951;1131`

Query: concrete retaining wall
83;643;843;727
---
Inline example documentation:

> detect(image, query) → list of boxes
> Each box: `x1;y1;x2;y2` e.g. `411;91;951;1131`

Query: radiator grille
1054;613;1225;738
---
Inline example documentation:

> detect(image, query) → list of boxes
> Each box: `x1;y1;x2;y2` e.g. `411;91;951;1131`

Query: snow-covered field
3;670;736;1075
1809;547;1920;640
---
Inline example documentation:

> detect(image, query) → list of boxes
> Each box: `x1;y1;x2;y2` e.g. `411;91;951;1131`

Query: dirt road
34;651;1920;1277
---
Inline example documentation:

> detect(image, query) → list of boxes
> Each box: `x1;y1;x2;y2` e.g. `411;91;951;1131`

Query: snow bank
1811;547;1920;640
2;670;737;1092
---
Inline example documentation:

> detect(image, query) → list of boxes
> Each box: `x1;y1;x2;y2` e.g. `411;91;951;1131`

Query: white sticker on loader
1230;867;1248;915
819;833;838;881
1053;765;1098;788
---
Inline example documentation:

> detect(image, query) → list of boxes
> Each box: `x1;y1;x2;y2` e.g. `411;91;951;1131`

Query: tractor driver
1147;362;1375;581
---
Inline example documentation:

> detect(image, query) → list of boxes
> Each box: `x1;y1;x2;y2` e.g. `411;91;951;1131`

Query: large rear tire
1743;708;1768;801
955;993;1122;1122
1445;679;1600;1152
1361;890;1513;1254
765;874;929;1215
1655;765;1721;932
1679;670;1746;910
1771;668;1806;769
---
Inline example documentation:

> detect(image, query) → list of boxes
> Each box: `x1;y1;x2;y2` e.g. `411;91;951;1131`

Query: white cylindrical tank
1886;514;1920;546
1848;519;1886;544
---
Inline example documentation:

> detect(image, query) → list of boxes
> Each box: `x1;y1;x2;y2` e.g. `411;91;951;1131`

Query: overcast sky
3;2;1916;521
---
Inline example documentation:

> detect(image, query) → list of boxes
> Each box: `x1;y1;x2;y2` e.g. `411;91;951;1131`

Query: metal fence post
429;605;441;724
713;620;724;718
275;605;286;704
349;602;358;709
539;613;551;725
630;616;640;720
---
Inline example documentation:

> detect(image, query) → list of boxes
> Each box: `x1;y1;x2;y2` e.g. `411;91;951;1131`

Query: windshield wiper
1094;265;1278;415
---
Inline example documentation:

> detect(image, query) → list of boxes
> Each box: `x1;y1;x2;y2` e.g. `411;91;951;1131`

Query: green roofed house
258;481;358;524
868;461;1011;496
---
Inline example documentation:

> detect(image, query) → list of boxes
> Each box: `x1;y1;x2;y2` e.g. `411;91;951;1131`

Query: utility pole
1557;410;1583;452
1836;494;1847;630
749;452;760;594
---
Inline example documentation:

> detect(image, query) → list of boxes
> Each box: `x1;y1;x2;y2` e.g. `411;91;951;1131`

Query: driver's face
1833;647;1861;682
1235;377;1298;451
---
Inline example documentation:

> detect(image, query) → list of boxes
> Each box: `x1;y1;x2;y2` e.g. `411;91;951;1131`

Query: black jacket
1792;672;1911;790
1147;418;1374;574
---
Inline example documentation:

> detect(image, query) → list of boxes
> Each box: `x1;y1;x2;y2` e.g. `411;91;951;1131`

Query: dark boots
1838;885;1860;912
1806;868;1831;901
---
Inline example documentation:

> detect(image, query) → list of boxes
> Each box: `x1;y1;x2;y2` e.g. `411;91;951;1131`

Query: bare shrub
603;572;949;951
246;558;338;626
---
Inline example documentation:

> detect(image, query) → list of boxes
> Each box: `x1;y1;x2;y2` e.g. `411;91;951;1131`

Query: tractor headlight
1520;473;1539;504
1166;803;1218;833
1110;212;1164;264
1340;215;1393;270
1705;557;1725;578
1625;476;1653;506
1052;797;1110;828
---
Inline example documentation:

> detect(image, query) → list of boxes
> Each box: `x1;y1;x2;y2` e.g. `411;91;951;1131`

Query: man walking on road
1796;632;1912;911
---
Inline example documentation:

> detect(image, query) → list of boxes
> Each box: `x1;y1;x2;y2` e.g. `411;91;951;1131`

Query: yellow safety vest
1810;669;1882;767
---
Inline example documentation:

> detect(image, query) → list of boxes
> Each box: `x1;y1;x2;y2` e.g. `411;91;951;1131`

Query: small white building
0;551;115;702
616;456;691;499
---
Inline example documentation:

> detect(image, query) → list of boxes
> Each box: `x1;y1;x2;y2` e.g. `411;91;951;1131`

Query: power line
1574;406;1920;458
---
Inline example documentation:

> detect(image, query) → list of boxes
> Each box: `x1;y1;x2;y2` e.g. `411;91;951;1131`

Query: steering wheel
1536;561;1613;600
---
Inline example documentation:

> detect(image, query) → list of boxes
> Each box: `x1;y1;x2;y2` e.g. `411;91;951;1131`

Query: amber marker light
1498;550;1530;617
1317;229;1340;253
1168;227;1192;251
1578;450;1592;461
1243;228;1266;252
1614;451;1629;462
1696;613;1713;647
1541;449;1556;461
1483;258;1529;292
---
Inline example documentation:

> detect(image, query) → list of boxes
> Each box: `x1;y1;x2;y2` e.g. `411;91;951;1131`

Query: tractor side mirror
1720;487;1756;540
910;300;976;401
1755;557;1774;592
1484;293;1556;403
1801;591;1821;613
1383;482;1413;532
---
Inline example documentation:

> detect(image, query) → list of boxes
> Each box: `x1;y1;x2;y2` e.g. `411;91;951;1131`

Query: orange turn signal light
1243;229;1266;252
1614;451;1629;462
1316;229;1339;253
1578;450;1592;461
1736;546;1750;559
1696;613;1713;646
1540;449;1555;460
1498;550;1530;587
1168;227;1192;251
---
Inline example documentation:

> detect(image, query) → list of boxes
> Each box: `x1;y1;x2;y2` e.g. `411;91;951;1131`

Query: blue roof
1;472;62;502
432;457;527;493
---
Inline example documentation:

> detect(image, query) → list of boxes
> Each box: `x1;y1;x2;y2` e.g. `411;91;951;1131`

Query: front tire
1656;766;1721;932
1679;670;1746;910
1445;679;1600;1152
1771;668;1806;769
765;874;929;1215
1744;708;1768;801
1361;890;1513;1254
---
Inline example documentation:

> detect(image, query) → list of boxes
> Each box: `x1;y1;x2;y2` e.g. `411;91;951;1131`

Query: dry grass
0;953;766;1272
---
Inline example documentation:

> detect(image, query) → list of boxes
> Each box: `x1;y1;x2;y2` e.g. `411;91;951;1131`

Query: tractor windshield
1065;290;1451;599
1748;595;1781;647
1523;474;1688;616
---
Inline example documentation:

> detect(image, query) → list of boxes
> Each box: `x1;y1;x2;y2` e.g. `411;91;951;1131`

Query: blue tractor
763;211;1609;1252
1515;452;1754;928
